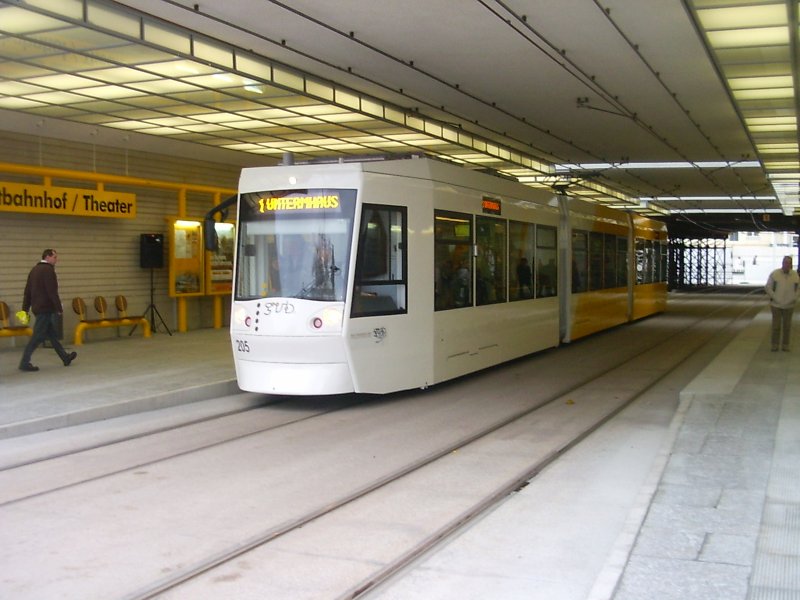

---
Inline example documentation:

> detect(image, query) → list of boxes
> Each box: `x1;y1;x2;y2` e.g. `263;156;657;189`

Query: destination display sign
0;182;136;219
482;197;501;215
258;194;340;212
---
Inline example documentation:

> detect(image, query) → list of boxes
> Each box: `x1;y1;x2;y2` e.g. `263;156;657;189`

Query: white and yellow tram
224;156;667;395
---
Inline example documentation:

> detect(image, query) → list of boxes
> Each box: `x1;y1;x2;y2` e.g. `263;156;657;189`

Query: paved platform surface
0;327;240;439
614;308;800;599
367;306;800;600
2;301;798;599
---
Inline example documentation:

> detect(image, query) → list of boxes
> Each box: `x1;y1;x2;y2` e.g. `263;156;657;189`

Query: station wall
0;130;244;349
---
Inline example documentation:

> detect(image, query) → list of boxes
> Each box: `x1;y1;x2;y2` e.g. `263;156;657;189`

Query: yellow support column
178;297;187;333
211;191;223;330
178;187;187;217
177;187;188;333
214;296;223;329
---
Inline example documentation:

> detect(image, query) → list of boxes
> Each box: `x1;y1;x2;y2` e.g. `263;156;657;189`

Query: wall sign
0;182;136;218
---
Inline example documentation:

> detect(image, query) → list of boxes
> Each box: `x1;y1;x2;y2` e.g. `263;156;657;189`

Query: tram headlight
311;306;343;331
234;306;251;328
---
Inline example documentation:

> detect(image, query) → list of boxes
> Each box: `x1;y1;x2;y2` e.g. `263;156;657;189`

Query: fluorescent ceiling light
675;208;778;214
24;91;88;104
697;4;787;29
749;124;797;132
86;67;158;84
177;123;229;132
0;97;45;109
1;7;66;33
650;195;775;201
764;161;800;169
192;113;250;123
144;117;197;127
733;87;794;100
23;74;97;90
292;104;348;116
729;75;793;89
556;161;761;170
105;120;161;130
320;113;375;123
77;85;148;99
223;119;273;129
745;116;796;125
707;27;788;48
141;60;212;77
129;80;200;94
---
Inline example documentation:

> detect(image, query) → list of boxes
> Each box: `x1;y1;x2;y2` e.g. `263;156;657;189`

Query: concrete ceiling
2;0;799;234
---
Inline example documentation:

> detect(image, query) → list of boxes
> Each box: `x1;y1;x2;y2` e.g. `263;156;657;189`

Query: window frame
351;203;408;317
434;209;473;311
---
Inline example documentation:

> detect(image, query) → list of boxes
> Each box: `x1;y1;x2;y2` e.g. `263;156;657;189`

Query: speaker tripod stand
132;268;172;336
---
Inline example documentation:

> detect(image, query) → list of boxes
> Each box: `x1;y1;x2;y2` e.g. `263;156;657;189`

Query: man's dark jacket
22;262;62;315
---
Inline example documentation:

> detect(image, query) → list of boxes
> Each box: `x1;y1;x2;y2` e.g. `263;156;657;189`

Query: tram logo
261;300;295;315
372;327;387;343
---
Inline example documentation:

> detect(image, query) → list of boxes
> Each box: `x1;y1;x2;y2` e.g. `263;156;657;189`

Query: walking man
19;249;77;371
765;255;800;352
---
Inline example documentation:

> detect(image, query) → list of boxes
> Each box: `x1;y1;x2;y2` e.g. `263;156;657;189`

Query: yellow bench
0;301;33;338
72;295;151;345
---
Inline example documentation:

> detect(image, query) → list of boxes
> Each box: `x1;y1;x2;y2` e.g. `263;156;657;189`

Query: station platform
1;303;798;599
0;327;242;440
612;307;800;600
372;306;800;600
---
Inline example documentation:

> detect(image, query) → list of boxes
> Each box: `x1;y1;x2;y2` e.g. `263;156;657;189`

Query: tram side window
572;230;588;293
476;216;507;305
603;234;617;288
655;240;667;282
537;225;557;297
510;221;535;300
635;238;654;284
352;204;407;317
435;210;472;311
635;238;643;283
589;232;604;290
617;236;628;287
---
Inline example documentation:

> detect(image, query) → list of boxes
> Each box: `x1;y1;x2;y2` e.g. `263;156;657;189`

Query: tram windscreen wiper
294;284;336;301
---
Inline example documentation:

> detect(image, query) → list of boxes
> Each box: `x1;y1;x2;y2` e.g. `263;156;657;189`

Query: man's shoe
783;347;790;352
19;363;39;372
772;346;779;352
63;351;77;366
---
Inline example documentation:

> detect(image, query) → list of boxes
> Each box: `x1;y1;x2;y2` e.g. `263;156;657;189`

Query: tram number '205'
235;339;250;353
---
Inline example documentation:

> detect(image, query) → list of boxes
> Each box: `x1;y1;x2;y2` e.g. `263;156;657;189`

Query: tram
210;156;667;395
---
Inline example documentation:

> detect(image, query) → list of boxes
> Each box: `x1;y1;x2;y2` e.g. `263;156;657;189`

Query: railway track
0;293;765;600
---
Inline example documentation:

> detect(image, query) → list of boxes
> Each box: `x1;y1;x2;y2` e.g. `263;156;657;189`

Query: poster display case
205;221;235;295
168;218;204;297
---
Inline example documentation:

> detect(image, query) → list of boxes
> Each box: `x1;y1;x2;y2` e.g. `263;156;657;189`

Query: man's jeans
771;306;794;350
20;312;68;366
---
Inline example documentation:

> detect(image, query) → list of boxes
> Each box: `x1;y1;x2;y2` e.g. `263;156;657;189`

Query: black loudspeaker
140;233;164;269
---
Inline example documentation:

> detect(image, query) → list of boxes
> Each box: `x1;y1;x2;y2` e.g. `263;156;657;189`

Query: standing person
19;249;77;371
516;257;533;299
765;255;800;352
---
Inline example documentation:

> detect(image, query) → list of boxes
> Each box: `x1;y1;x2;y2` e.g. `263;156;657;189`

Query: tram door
345;200;432;393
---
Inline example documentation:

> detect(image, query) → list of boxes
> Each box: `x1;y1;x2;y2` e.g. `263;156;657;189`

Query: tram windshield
236;189;357;301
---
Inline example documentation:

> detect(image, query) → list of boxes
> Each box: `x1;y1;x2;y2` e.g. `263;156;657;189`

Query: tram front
232;187;357;395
